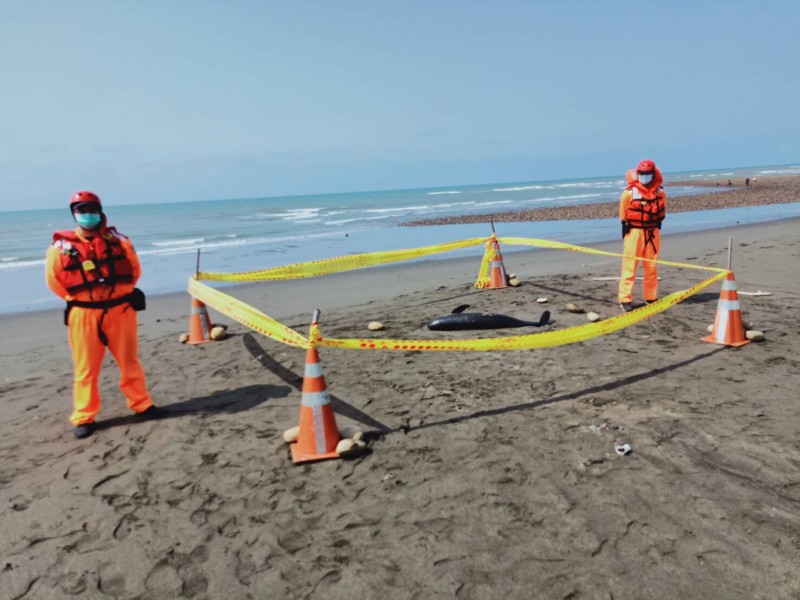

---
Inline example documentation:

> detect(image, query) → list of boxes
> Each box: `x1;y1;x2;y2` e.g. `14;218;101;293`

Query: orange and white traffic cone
187;297;214;345
475;237;509;289
290;346;341;464
487;239;509;289
702;272;750;347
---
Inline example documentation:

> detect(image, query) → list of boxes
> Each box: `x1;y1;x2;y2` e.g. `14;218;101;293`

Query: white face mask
638;172;654;185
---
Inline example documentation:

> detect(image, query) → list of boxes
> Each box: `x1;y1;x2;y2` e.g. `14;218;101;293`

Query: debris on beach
615;443;633;456
565;302;584;313
179;333;190;344
368;321;385;331
536;297;548;303
587;312;601;322
508;278;521;287
745;330;766;341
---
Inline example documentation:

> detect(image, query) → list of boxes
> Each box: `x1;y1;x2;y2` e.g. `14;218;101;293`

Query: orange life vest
52;227;135;296
623;168;666;229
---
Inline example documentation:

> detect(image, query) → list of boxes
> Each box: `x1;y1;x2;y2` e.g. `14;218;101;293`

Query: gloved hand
621;221;631;238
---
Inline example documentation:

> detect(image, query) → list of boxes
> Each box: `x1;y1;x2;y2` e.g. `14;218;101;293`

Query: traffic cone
487;239;509;289
187;297;214;345
475;238;509;289
290;346;341;464
702;272;751;347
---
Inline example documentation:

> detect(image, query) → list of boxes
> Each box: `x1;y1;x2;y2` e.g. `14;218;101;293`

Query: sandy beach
2;212;800;598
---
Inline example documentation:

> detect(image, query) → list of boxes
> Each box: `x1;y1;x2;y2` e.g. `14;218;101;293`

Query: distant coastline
401;175;800;226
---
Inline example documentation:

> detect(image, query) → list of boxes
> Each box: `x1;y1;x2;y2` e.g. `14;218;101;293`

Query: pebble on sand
336;437;368;457
336;438;355;453
587;312;601;322
179;333;190;344
508;278;521;287
565;302;584;313
368;321;385;331
536;297;548;303
210;326;228;340
745;330;766;341
282;426;300;443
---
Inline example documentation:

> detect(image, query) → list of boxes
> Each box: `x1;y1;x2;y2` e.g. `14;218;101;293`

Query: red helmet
69;190;102;210
636;159;656;173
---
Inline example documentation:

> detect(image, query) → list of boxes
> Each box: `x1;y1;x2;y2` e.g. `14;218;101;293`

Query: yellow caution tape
316;271;727;351
497;237;728;273
196;235;724;284
197;238;486;282
188;278;310;349
474;236;497;288
188;235;730;353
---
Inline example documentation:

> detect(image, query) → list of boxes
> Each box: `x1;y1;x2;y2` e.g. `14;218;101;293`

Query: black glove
656;220;662;230
621;221;631;238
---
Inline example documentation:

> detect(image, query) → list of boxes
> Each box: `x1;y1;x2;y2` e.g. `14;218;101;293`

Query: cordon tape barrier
187;235;729;353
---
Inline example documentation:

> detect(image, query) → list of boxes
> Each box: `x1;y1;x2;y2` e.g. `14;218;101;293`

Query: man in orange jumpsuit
618;160;667;312
46;191;164;439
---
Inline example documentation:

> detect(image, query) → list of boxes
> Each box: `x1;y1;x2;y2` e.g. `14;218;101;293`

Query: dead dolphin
428;304;551;331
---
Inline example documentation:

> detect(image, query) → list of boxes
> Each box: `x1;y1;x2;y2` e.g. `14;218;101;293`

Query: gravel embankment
401;175;800;226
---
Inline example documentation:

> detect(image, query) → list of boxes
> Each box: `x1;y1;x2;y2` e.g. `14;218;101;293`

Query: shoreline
402;174;800;225
3;216;797;358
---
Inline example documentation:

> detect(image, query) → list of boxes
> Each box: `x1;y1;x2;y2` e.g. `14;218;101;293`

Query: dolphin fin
451;304;470;314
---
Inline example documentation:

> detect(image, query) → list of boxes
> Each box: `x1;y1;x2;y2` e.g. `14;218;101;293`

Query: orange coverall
618;182;666;304
46;229;153;425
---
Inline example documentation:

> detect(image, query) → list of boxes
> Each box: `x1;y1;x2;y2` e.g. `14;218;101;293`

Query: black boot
74;422;96;439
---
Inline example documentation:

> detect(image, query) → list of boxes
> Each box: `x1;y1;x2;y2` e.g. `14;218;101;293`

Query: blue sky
2;1;798;209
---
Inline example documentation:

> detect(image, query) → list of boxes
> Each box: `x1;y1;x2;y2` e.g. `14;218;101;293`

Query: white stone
587;312;601;322
368;321;385;331
282;426;299;443
336;438;356;453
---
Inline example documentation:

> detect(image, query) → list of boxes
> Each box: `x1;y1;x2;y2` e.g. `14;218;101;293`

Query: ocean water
2;164;799;315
